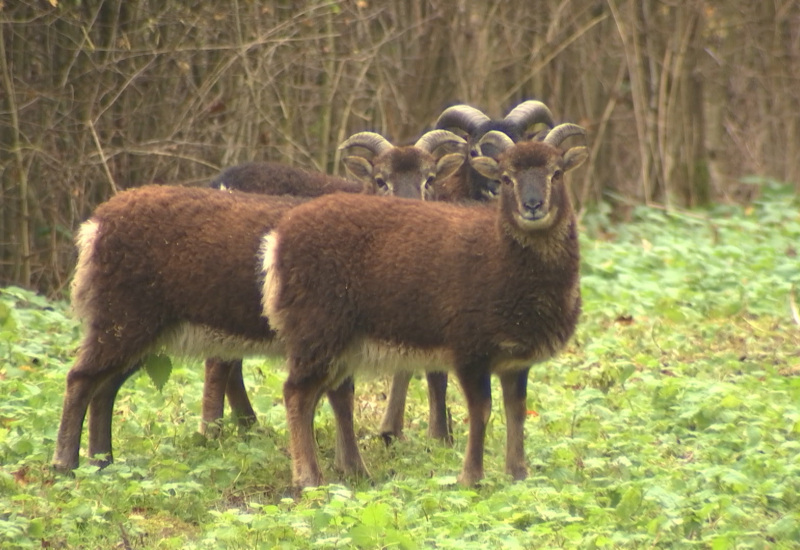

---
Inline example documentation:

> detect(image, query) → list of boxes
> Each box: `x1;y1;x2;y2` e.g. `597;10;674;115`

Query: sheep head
471;124;588;231
434;100;555;201
339;130;466;200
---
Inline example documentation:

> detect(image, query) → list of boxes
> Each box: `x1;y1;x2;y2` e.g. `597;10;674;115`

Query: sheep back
212;162;364;196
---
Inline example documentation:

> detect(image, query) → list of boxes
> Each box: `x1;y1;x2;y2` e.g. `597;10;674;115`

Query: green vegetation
2;187;800;548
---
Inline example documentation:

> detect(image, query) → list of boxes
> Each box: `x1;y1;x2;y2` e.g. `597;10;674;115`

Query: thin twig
118;522;132;550
740;316;768;334
605;192;711;222
650;319;664;354
90;147;223;172
638;200;710;221
87;118;118;196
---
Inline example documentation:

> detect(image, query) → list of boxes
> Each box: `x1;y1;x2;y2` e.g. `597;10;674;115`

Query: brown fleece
270;192;580;379
76;185;301;350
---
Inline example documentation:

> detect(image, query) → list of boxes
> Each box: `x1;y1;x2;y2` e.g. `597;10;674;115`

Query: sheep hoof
334;454;371;478
51;462;77;476
379;430;405;446
457;468;484;486
89;453;113;470
506;465;528;481
235;414;257;430
294;472;324;489
200;419;224;439
427;426;454;446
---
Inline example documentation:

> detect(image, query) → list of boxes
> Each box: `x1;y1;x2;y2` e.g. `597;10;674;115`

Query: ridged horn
475;130;515;155
338;132;394;156
414;129;467;153
434;104;491;134
503;100;555;134
542;123;586;148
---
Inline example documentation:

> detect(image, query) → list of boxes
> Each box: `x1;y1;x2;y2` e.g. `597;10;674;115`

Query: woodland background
2;0;799;296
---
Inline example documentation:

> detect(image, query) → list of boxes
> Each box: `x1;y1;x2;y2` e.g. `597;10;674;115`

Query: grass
1;183;800;548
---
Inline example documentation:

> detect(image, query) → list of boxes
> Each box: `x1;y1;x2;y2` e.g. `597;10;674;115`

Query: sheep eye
375;176;389;189
500;174;513;186
423;175;436;188
552;169;563;181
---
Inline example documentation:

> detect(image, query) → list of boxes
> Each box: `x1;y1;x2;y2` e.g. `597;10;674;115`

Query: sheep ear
342;156;374;183
563;146;589;172
470;156;501;180
435;153;465;181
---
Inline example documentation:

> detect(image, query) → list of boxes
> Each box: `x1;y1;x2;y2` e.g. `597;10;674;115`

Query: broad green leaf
615;485;642;521
144;353;172;391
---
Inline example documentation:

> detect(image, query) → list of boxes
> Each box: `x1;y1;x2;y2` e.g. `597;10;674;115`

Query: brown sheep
261;123;588;487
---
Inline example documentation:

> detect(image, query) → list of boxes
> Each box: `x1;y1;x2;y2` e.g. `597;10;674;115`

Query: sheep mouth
518;200;551;221
516;206;558;228
519;207;547;221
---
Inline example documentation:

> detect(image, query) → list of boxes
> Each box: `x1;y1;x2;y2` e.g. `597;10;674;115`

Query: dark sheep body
267;195;579;369
211;161;364;196
53;185;301;471
75;185;297;344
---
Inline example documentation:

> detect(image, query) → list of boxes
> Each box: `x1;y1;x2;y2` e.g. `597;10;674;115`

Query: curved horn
503;100;555;134
435;104;491;134
542;123;586;148
338;132;394;156
476;130;515;155
414;129;467;153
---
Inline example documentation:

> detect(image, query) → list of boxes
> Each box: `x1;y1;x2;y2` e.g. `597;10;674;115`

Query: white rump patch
70;219;100;322
259;230;285;333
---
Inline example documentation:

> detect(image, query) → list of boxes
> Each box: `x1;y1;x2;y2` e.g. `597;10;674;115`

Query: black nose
524;200;544;214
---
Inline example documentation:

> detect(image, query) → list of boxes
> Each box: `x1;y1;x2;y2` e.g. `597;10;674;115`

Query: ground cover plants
1;182;799;548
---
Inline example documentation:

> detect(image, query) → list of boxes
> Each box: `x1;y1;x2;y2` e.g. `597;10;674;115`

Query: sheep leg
53;339;133;472
53;365;96;471
201;358;229;436
87;367;138;467
500;368;529;481
224;360;257;428
379;372;411;442
201;358;256;436
380;371;452;444
283;366;327;488
326;377;370;478
454;366;492;485
426;371;452;443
